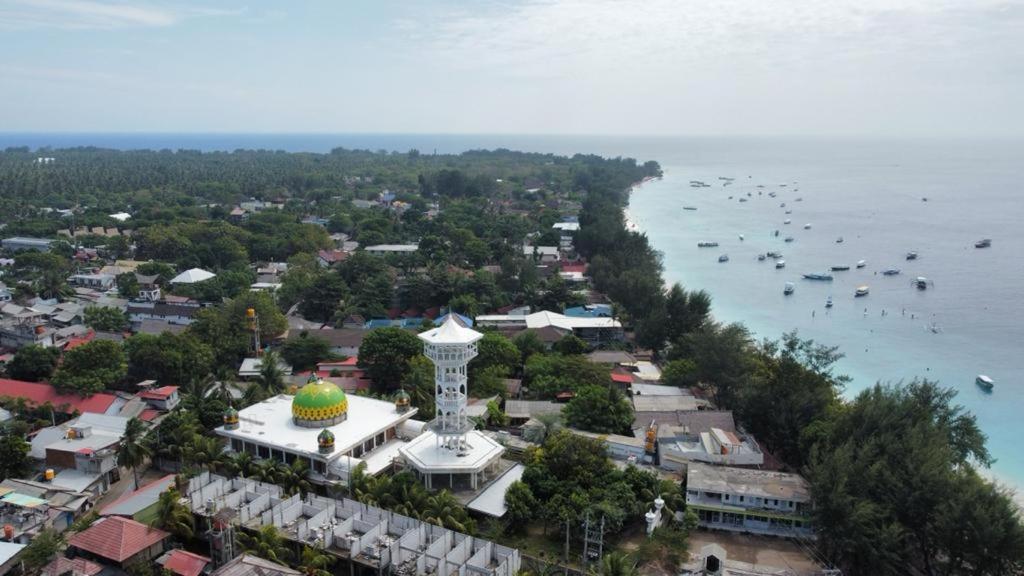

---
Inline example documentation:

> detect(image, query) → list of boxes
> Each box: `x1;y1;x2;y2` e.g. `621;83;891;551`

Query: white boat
739;234;745;241
804;223;812;230
855;285;870;297
856;260;867;268
906;251;918;261
976;375;994;390
775;259;786;268
913;277;930;290
784;219;792;224
784;282;795;295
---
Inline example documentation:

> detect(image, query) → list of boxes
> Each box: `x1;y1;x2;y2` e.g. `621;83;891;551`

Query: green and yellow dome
292;376;348;427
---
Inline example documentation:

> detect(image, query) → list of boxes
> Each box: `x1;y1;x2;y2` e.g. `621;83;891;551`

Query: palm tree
252;458;280;484
591;553;639;576
222;451;255;478
116;417;151;489
238;525;290;564
244;350;287;404
183;435;224;471
154;487;194;539
423;491;473;533
298;545;333;576
277;460;312;496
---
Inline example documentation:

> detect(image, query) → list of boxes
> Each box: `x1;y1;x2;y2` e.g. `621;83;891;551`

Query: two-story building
685;463;813;538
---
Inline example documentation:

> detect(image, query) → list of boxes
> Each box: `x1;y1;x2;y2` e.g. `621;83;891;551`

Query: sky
1;0;1023;137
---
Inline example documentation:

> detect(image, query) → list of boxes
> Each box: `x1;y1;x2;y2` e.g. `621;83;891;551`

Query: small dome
292;376;348;427
223;406;239;429
394;389;411;413
317;428;335;452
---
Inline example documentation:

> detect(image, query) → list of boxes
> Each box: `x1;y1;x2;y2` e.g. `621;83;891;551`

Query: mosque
215;315;505;491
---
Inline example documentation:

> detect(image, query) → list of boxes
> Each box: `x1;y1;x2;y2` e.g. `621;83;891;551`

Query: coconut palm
238;524;290;564
277;459;312;496
116;417;151;489
222;451;255;478
244;350;287;404
591;553;639;576
154;487;194;539
185;435;224;471
298;545;333;576
423;491;473;533
252;458;280;484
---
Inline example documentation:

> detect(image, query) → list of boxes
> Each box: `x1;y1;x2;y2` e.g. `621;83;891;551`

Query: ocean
3;133;1021;490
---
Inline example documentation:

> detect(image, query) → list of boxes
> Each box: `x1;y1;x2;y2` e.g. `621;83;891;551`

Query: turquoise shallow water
625;138;1024;491
4;133;1021;489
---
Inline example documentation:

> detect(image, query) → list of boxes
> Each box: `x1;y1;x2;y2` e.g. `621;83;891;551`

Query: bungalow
157;549;212;576
522;245;559;263
134;274;161;301
138;386;180;411
69;273;115;290
127;300;202;327
0;379;119;415
317;249;349;267
67;516;170;569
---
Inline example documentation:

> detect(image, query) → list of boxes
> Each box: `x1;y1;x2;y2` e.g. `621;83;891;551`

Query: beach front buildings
685;463;813;538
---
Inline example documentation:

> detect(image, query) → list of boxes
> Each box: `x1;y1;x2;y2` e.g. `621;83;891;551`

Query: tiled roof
163;549;211;576
0;379;117;415
41;557;104;576
68;516;169;562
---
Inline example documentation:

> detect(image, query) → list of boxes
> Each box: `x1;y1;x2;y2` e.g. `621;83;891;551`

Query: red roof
163;549;210;576
139;385;179;400
64;331;97;351
138;409;161;422
42;557;104;576
68;516;169;562
560;263;588;274
0;379;117;415
610;373;633;384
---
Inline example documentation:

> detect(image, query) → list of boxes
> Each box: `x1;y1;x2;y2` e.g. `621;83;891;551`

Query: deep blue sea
3;133;1021;491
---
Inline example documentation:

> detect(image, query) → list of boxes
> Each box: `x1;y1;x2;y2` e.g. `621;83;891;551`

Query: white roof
0;541;26;565
525;310;620;330
399;429;504;474
238;357;293;377
630;383;688;397
418;315;483;345
522;245;559;256
51;469;104;493
215;394;418;463
552;222;580;231
108;212;131;221
169;268;216;284
632;395;698;412
364;244;418;252
467;463;525;517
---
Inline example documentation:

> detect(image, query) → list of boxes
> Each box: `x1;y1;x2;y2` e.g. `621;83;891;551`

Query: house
100;475;177;525
685;463;813;538
2;237;55;252
238;357;293;378
632;395;698;413
504;400;562;423
211;554;300;576
69;274;115;290
67;516;170;568
138;386;180;410
169;268;215;284
135;319;188;336
127;300;202;327
41;415;129;496
135;274;161;301
317;249;348;267
659;426;764;468
285;328;365;357
40;557;105;576
157;549;211;576
0;542;25;574
362;244;418;257
0;379;119;415
477;310;623;345
522;245;559;263
569;429;648;462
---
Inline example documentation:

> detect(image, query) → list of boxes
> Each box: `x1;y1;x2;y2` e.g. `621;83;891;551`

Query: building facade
685;463;813;538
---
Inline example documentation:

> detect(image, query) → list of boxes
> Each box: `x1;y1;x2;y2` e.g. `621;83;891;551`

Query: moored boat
682;206;698;211
913;277;930;290
906;251;918;260
775;259;786;268
825;295;833;308
976;374;994;391
856;259;867;268
882;268;901;276
767;251;783;258
804;223;812;230
831;265;850;271
784;282;795;295
836;237;844;243
718;254;730;263
784;219;791;224
784;236;795;243
698;241;719;248
855;285;870;297
975;238;992;248
758;254;767;261
803;273;834;281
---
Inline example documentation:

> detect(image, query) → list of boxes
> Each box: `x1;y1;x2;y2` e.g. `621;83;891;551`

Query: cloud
0;0;243;30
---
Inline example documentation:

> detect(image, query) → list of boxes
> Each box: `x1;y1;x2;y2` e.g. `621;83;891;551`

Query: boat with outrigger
803;273;834;281
697;241;719;248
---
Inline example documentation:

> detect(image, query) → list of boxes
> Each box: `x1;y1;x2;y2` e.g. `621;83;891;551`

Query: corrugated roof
100;475;176;517
68;516;169;562
467;463;525;517
0;379;117;415
42;556;104;576
210;553;302;576
162;549;211;576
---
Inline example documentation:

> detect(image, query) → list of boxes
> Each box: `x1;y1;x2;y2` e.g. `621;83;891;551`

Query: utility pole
564;519;570;576
582;512;605;570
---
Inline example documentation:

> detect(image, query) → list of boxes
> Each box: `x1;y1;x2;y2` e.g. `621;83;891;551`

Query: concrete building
522;245;559;263
135;273;162;301
399;316;505;490
659;426;764;468
215;376;421;484
138;385;180;411
99;475;177;524
184;472;520;576
1;237;55;252
685;463;813;538
476;310;623;345
127;300;202;327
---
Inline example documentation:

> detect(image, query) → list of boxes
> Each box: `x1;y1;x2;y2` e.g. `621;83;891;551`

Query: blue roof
564;304;613;318
436;312;473;327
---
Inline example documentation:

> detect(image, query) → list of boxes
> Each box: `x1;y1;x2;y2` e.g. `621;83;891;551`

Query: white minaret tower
419;314;482;452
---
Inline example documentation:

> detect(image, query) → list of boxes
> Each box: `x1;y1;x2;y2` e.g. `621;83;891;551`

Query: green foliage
298;545;334;576
668;321;754;408
0;432;31;481
5;344;60;381
189;291;286;368
350;464;476;533
470;332;520;379
552;334;588;355
563;385;633;434
401;355;436;419
282;332;336;371
243;350;288;404
116;272;140;298
512;330;547;363
807;380;1024;574
658;359;696;389
591;552;640;576
239;525;291;564
297;270;348;323
84;306;128;332
503;480;537;528
116;417;151;489
124;332;214;386
154;486;194;539
471;365;511;398
19;528;63;571
51;339;126;394
485;400;509;426
358;327;423;392
523;353;610;398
